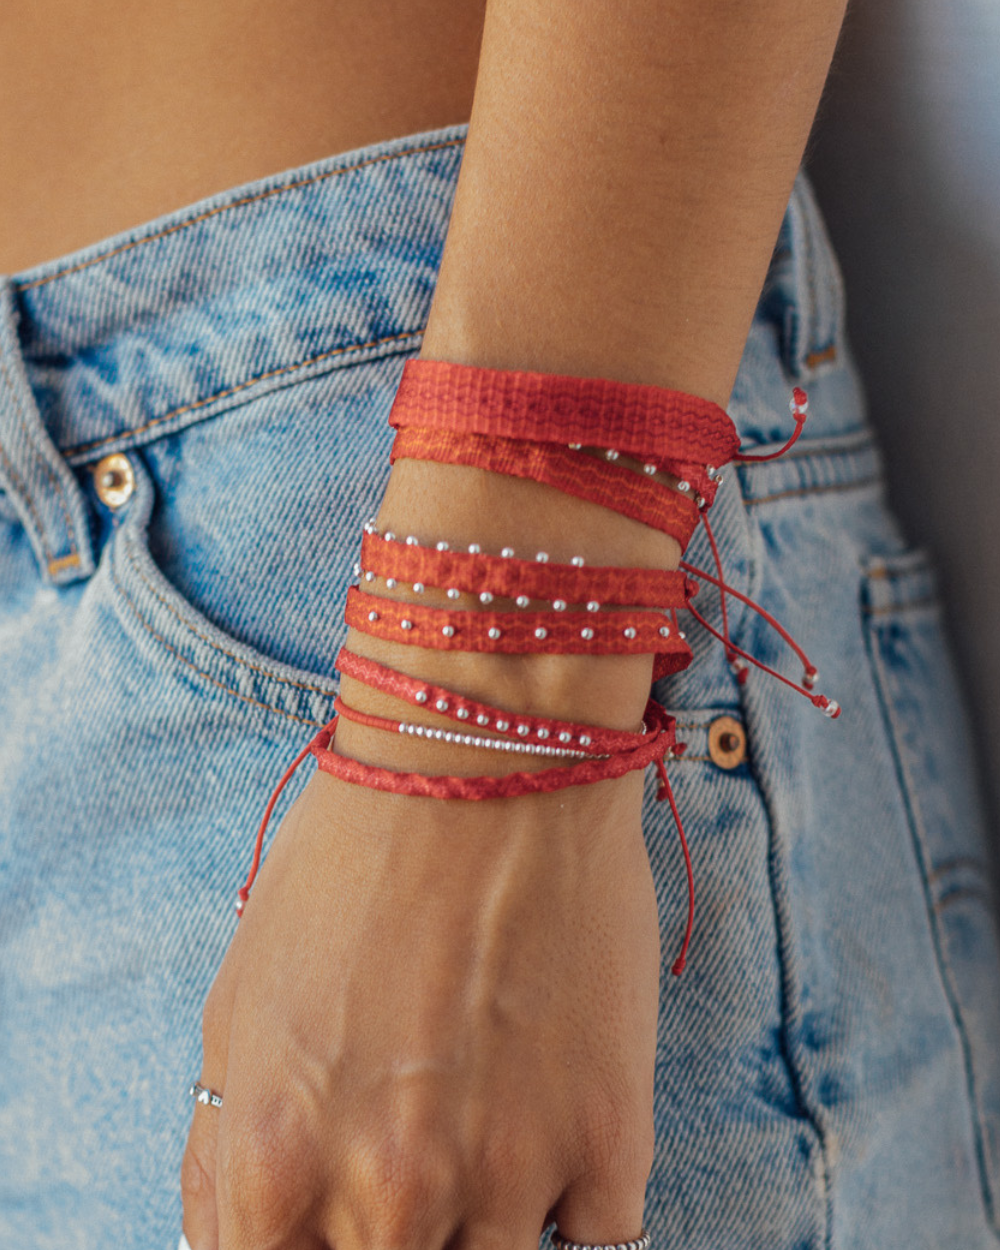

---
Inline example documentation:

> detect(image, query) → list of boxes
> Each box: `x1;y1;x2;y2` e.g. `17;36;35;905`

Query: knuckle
477;1123;543;1198
352;1129;458;1246
218;1105;312;1235
180;1139;215;1207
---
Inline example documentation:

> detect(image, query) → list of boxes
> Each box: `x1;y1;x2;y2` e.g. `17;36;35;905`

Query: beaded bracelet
235;362;837;979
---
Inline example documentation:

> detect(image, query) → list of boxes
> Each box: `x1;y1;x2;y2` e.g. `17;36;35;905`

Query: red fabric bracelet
390;426;703;545
335;645;656;753
345;586;692;675
389;357;741;468
359;531;689;609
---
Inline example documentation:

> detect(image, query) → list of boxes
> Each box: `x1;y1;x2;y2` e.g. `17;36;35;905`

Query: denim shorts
2;122;999;1250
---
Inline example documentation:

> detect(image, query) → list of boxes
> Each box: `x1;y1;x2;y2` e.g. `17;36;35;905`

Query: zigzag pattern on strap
359;532;689;608
390;426;701;546
390;357;742;465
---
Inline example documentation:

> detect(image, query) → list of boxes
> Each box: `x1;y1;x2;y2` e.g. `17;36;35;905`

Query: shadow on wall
806;0;1000;880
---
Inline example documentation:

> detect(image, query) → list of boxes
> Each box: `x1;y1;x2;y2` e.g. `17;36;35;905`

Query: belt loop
0;277;95;585
779;169;847;381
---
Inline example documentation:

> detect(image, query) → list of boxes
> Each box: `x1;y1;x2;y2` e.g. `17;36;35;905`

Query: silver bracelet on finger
552;1227;651;1250
189;1081;223;1109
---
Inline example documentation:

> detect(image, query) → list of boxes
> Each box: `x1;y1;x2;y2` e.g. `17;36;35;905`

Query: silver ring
552;1228;650;1250
189;1081;223;1109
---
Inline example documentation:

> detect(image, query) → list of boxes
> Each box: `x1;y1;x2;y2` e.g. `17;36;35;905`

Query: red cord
734;387;808;462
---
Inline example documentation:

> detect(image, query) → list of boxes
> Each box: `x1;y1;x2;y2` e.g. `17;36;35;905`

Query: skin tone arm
181;2;849;1247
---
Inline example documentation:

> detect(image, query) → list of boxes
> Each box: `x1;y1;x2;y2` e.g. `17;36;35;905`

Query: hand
180;760;660;1249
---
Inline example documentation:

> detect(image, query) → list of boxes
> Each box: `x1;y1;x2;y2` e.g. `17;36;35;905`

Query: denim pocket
861;547;1000;1230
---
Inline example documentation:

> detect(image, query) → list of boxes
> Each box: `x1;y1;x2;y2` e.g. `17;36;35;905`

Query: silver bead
463;735;473;745
501;546;515;558
435;699;449;712
677;481;690;493
433;729;443;740
534;627;548;640
559;732;572;743
385;577;397;589
659;625;671;638
487;627;501;640
384;530;396;541
581;627;594;640
413;582;425;593
400;619;413;630
552;599;567;611
477;714;490;726
406;534;419;546
570;555;585;567
696;495;707;509
368;610;379;622
352;562;361;576
517;724;530;736
516;595;531;608
823;699;841;718
436;540;449;551
456;707;470;719
535;551;549;562
480;591;493;604
678;630;687;640
442;625;455;637
643;463;657;476
579;735;592;746
568;442;582;450
537;728;549;739
604;448;620;460
623;626;637;639
468;543;481;554
415;690;429;703
496;720;509;732
364;570;375;582
447;588;461;600
586;600;600;612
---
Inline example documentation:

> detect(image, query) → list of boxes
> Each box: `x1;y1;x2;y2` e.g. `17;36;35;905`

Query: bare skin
5;2;849;1246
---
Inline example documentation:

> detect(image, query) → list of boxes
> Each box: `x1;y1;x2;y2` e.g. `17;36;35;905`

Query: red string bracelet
235;362;839;984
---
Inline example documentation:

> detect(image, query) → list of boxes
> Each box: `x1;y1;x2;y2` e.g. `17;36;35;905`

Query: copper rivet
93;453;135;509
708;715;747;770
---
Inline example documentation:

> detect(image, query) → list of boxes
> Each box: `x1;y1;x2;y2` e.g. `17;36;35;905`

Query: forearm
336;0;850;764
421;0;849;407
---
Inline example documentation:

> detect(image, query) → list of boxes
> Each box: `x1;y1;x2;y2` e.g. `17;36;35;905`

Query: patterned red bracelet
235;361;836;983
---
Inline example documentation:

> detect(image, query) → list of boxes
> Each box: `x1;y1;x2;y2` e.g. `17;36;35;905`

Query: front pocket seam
109;551;330;728
121;529;340;700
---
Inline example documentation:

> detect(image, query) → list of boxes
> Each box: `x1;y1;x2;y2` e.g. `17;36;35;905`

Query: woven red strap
335;645;654;752
359;532;688;608
390;357;741;466
345;586;692;675
390;426;702;545
310;694;677;800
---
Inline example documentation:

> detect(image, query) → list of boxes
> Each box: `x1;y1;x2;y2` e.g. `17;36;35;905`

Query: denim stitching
0;437;50;560
865;612;999;1229
65;328;421;460
16;138;465;292
744;476;881;508
121;531;340;700
0;350;80;567
110;554;331;728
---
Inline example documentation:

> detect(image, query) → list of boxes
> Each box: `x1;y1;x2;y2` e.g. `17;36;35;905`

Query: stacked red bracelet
235;359;838;976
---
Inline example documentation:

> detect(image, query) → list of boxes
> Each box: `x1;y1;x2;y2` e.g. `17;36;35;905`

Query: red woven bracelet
390;426;703;545
389;357;741;468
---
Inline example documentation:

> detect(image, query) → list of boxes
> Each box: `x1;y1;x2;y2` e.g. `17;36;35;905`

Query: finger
444;1210;555;1250
551;1164;650;1249
180;1090;223;1250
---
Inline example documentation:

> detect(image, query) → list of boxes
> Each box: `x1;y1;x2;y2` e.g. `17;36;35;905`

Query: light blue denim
1;122;999;1250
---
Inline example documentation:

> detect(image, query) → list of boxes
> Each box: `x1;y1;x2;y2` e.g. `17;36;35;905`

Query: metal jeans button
708;715;747;769
93;453;135;509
